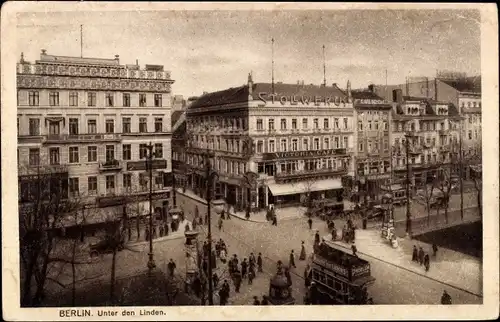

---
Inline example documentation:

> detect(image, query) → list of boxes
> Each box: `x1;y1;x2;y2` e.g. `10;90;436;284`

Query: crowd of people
412;243;439;272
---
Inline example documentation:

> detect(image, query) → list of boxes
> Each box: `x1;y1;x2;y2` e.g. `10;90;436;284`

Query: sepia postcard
1;1;499;321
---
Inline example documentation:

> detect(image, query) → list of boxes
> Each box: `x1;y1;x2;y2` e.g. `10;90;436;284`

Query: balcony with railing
44;133;122;144
99;159;122;172
275;167;348;182
438;130;447;136
18;163;69;176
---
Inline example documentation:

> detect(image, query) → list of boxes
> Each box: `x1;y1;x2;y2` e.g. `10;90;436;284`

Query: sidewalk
126;219;193;248
325;229;482;296
176;188;306;223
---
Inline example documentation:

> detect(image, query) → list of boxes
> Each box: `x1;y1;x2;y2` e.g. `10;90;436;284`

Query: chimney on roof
332;83;337;87
41;49;47;55
393;89;403;103
136;59;139;66
368;84;375;93
20;52;25;63
247;72;253;99
114;55;119;62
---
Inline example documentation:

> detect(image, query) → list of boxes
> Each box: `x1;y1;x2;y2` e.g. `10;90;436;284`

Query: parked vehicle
89;238;125;258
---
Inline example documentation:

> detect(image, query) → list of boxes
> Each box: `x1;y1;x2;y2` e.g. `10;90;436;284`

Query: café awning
268;179;343;196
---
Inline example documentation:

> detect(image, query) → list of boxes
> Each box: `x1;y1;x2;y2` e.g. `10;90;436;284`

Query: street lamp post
146;142;156;274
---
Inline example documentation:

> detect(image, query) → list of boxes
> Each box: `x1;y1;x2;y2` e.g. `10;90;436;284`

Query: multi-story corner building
352;88;393;199
17;50;175;230
183;74;355;211
389;89;462;186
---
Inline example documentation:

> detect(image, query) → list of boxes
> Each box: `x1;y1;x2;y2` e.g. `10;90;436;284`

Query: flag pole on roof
271;37;275;94
322;45;327;87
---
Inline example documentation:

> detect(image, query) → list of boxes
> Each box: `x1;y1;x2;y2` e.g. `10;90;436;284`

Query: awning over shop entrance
268;179;343;196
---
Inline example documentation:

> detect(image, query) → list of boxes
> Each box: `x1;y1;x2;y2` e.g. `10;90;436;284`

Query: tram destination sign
127;159;167;171
263;148;347;160
314;254;371;280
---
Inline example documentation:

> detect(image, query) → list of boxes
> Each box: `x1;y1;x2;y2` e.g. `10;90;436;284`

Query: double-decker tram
306;241;376;304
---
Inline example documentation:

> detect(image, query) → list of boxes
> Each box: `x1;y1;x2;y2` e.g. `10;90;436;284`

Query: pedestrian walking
248;266;255;285
418;247;425;265
261;295;269;305
219;289;227;305
241;258;248;278
314;231;320;245
289;250;296;268
249;252;256;268
432;243;438;257
257;253;263;272
412;245;418;262
351;244;358;257
159;225;164;237
307;217;313;230
167;258;177;277
233;270;242;293
164;222;169;236
202;258;208;275
299;241;307;260
441;290;452;304
220;248;227;264
424;254;430;272
331;227;337;241
304;265;311;287
221;209;226;220
272;214;278;226
218;216;223;231
253;296;260;305
213;272;219;289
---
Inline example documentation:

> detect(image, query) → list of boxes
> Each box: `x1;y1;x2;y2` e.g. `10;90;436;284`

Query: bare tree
436;164;454;224
19;163;87;307
417;171;438;226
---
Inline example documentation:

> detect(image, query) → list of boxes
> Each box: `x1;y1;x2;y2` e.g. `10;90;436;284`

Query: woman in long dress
299;241;306;260
220;248;227;264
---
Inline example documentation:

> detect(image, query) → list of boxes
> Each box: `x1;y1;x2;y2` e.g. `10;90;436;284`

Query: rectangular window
122;117;131;133
324;118;329;129
344;137;348;149
343;118;348;129
88;176;97;195
292;139;298;151
154;143;163;158
256;119;263;130
87;119;97;134
154;117;163;133
139;94;147;107
334;137;340;148
324;138;330;149
375;121;379;130
257;141;263;153
69;178;79;197
106;93;114;107
368;121;372;130
154;94;162;107
69;118;79;135
106;175;115;191
49;121;60;135
314;118;319;129
49;92;59;106
49;147;60;165
280;139;287;152
334;118;339;129
105;145;115;162
359;142;364;152
314;138;320;150
69;147;79;163
123;93;130;107
87;146;97;162
302;118;308;129
303;138;308;150
105;119;115;133
29;118;40;136
139;144;147;159
292;119;297;129
280;119;287;130
28;91;39;106
358;121;363;131
139;117;147;133
122;144;131;160
268;119;274;130
88;92;96;106
269;140;275;152
17;118;19;135
69;92;78;106
123;173;132;189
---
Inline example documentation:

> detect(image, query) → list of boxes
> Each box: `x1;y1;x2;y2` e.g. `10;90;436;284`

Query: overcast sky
16;9;481;97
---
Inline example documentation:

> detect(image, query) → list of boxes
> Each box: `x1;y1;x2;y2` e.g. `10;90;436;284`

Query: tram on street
306;241;376;305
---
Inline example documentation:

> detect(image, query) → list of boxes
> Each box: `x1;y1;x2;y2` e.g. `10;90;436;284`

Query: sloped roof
188;86;249;109
171;110;184;126
440;77;481;93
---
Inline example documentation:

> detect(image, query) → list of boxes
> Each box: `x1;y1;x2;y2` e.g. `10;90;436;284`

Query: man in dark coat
272;214;278;226
167;259;176;277
261;295;269;305
241;258;248;278
424;254;430;272
432;243;438;257
248;266;255;285
307;217;313;230
257;253;263;272
412;245;418;262
233;269;242;293
164;222;169;236
441;290;452;304
253;296;261;305
249;252;256;269
284;267;292;286
352;244;358;257
418;247;425;265
314;231;320;245
289;250;296;268
202;259;208;275
212;272;219;289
